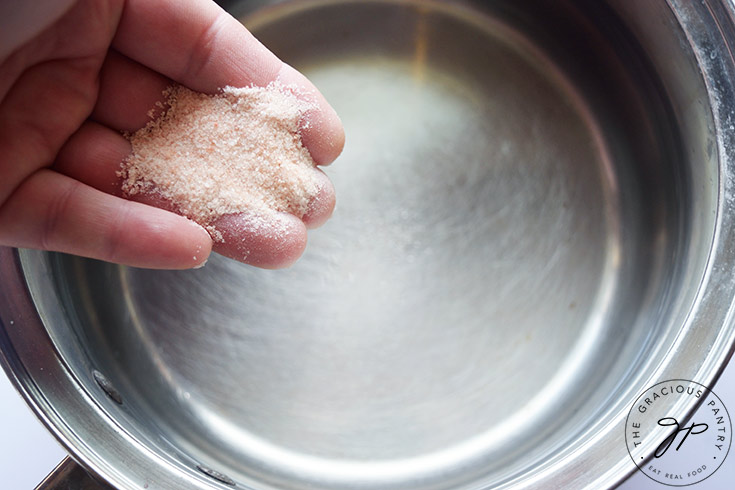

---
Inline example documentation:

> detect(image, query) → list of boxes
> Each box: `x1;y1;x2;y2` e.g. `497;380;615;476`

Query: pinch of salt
119;82;320;241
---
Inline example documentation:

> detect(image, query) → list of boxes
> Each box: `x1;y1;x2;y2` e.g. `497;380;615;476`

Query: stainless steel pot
2;0;735;489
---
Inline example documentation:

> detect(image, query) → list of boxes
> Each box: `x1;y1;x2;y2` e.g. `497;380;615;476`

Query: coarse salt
119;82;321;241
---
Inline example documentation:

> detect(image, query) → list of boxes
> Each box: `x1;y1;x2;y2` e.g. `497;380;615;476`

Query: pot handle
36;457;114;490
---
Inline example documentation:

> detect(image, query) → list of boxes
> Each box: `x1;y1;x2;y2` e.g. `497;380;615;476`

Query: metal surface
36;458;113;490
2;0;735;489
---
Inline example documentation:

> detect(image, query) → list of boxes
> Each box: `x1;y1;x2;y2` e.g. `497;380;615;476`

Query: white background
1;360;733;489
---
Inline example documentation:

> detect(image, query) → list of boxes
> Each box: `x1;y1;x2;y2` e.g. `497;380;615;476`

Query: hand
0;0;344;269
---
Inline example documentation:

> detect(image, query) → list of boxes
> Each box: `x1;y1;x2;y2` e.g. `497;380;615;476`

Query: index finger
112;0;344;164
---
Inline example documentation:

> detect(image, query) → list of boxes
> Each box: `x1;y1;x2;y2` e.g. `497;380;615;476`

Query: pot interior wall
22;1;717;489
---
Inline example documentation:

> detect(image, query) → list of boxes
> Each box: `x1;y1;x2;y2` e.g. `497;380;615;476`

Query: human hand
0;0;344;269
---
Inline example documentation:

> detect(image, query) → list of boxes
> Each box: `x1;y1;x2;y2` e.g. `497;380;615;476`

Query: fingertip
301;104;345;166
211;211;307;269
277;63;345;165
110;187;213;269
302;169;335;229
116;207;214;270
183;218;214;269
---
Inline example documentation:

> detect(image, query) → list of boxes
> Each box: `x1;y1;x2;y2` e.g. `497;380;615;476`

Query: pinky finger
0;170;212;269
211;211;307;269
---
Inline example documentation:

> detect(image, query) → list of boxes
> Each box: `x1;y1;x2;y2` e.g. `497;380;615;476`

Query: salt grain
119;82;320;241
